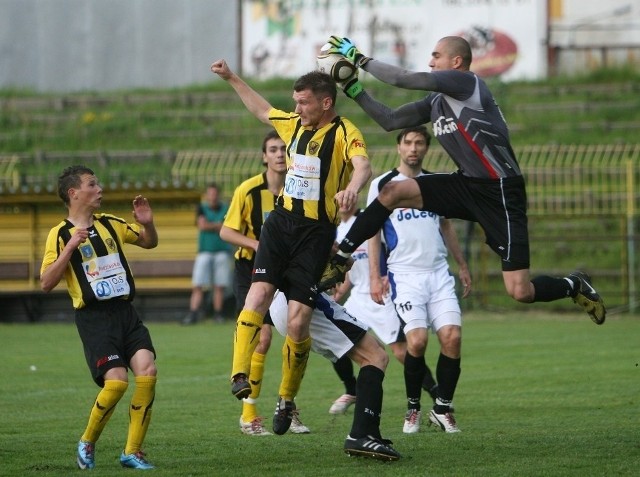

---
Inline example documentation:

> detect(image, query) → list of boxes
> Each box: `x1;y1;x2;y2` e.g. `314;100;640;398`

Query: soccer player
269;290;401;461
210;60;372;434
329;203;441;415
40;165;158;470
320;35;606;324
220;130;309;435
368;126;470;433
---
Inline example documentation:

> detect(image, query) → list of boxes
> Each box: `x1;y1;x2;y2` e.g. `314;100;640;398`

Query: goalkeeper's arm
361;59;438;91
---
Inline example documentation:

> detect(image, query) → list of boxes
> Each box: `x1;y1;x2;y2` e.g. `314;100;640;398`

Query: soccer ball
316;43;356;82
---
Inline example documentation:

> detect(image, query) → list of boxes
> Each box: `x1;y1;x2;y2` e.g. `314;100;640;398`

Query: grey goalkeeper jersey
357;60;522;179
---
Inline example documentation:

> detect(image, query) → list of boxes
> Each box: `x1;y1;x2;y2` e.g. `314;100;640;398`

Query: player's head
396;126;431;146
292;71;337;128
396;126;430;169
430;36;472;71
261;130;287;173
58;165;96;206
294;71;338;105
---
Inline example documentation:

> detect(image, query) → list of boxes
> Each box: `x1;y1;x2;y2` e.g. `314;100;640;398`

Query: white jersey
367;169;448;273
337;212;401;345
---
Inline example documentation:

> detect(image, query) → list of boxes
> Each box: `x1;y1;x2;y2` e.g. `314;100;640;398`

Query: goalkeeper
320;35;606;325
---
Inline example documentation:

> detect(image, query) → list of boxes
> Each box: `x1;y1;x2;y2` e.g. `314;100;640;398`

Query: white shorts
389;265;461;335
191;251;231;287
269;291;368;363
344;292;402;345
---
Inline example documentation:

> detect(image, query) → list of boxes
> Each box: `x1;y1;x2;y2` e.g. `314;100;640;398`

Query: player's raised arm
210;59;272;125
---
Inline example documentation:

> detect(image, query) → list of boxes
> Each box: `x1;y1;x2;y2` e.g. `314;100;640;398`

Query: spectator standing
183;182;231;325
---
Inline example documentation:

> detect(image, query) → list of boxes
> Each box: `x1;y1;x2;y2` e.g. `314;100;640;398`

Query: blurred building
0;0;638;93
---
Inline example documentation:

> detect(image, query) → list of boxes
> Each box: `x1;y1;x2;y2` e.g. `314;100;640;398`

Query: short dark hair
442;36;473;69
58;165;95;206
293;71;337;107
206;182;220;192
396;126;431;146
261;129;282;153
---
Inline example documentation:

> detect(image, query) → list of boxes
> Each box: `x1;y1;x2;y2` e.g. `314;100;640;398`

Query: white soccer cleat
239;416;272;436
289;409;311;434
402;409;421;434
329;394;357;414
428;409;461;433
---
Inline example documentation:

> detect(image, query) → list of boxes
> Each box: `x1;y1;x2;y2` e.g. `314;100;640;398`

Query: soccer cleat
428;409;461;433
272;396;294;435
181;311;198;325
119;451;155;469
568;271;606;325
239;416;272;436
317;256;352;292
402;409;421;434
77;440;95;470
329;393;357;414
344;435;401;462
231;374;252;400
289;408;311;434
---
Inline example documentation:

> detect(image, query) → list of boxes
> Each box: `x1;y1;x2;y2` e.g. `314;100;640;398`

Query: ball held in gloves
317;43;357;82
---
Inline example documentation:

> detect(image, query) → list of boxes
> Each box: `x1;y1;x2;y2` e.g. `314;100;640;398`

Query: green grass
1;312;638;476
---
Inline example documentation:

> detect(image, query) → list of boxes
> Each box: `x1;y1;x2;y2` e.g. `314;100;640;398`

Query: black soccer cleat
231;374;251;400
317;256;352;292
568;271;606;325
272;396;294;435
344;435;401;462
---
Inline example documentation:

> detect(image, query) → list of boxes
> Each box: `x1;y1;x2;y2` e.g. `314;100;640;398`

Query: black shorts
233;258;273;326
253;208;336;306
415;172;530;271
75;300;156;387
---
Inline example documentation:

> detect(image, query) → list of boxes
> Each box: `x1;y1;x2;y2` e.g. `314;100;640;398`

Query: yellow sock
242;351;266;422
124;376;156;455
81;379;128;443
278;335;311;400
231;310;264;378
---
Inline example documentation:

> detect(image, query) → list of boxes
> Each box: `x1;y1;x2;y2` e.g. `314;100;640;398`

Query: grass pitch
1;310;638;476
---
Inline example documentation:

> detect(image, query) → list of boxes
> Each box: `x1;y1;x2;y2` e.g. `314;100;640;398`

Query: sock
349;365;384;439
531;275;574;302
124;376;156;455
242;351;266;422
333;355;357;396
278;335;311;400
81;379;128;443
434;353;461;412
404;351;426;411
338;199;392;256
231;309;264;378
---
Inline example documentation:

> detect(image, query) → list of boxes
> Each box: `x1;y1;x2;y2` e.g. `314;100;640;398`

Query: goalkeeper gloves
338;70;364;100
327;36;371;68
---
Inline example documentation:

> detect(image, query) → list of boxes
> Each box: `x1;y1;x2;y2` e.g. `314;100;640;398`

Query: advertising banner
241;0;547;81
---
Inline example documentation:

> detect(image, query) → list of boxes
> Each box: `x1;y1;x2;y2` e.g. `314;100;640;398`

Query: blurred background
0;0;638;321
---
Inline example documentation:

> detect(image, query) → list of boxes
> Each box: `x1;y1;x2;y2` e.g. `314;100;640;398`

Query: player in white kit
368;126;471;434
269;291;401;461
328;203;441;414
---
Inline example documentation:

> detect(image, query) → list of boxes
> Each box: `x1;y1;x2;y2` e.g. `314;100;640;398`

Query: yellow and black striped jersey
269;107;368;225
223;171;278;261
41;213;141;309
